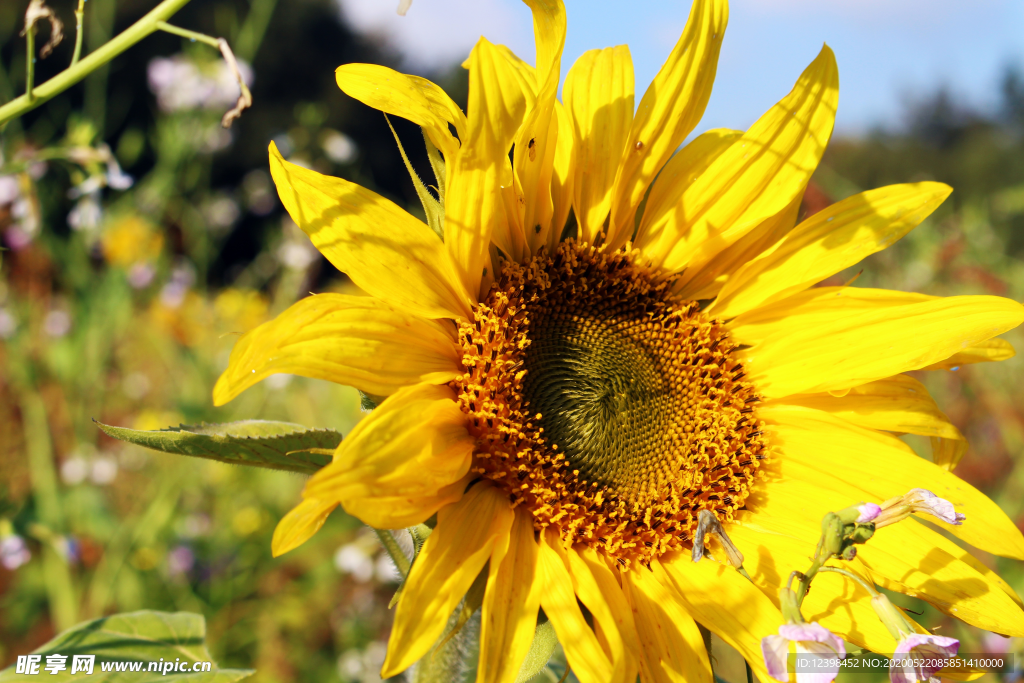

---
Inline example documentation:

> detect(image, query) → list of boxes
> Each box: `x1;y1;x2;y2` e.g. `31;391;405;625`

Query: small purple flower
905;489;965;525
0;535;31;570
890;633;959;683
762;622;846;683
168;545;196;578
857;503;881;523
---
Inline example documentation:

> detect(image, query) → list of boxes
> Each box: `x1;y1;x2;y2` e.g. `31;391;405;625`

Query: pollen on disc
449;240;769;568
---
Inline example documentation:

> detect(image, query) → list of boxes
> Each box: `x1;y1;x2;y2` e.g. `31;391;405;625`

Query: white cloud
336;0;533;73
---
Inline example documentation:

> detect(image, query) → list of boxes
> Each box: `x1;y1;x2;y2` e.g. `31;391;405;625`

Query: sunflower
214;0;1024;680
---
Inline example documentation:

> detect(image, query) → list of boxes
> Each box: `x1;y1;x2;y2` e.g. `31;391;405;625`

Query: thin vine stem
71;0;86;67
818;565;880;597
25;19;36;102
155;21;221;48
0;0;192;128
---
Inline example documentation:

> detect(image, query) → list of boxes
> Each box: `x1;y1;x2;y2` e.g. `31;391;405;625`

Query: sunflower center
450;240;768;568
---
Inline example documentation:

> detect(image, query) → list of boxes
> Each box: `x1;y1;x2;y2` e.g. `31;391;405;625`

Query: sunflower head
454;239;768;567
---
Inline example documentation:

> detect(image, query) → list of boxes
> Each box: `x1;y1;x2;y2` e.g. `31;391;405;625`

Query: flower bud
849;524;875;544
857;503;881;523
778;586;803;624
870;593;915;640
835;502;880;524
821;513;845;556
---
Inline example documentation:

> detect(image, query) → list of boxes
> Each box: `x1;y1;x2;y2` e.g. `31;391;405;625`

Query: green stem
374;528;412;578
71;0;86;67
83;0;116;130
25;21;36;102
155;21;220;48
20;388;78;631
794;553;824;606
818;566;880;597
0;0;193;128
233;0;279;62
85;467;184;617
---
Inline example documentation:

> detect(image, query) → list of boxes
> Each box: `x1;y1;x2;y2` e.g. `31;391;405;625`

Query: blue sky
337;0;1024;136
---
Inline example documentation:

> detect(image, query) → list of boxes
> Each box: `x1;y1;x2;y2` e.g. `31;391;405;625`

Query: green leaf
94;420;341;474
0;610;253;682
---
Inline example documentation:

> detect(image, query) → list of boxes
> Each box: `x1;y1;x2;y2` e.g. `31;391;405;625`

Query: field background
2;0;1024;681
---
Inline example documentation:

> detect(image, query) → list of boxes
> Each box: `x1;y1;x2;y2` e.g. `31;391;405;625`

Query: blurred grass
2;1;1024;681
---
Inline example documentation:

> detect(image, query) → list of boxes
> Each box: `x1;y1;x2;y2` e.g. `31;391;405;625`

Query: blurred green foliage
1;0;1024;681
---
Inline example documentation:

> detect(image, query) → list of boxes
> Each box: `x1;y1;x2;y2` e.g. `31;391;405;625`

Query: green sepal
0;610;253;682
436;566;488;650
94;419;341;474
515;619;558;683
383;114;444;240
423;131;447;204
359;390;386;411
386;525;433;609
834;504;867;525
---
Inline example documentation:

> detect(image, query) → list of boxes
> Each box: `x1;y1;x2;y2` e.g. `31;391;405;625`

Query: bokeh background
2;0;1024;681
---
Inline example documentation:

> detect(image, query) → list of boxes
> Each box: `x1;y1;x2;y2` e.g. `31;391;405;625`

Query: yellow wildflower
100;215;163;267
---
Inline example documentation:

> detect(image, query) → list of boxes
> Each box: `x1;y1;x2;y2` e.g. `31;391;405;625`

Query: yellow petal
929;433;969;471
731;286;933;345
758;404;1024;559
920;337;1016;370
269;143;472;320
860;524;1024;635
564;45;634;244
515;0;568;255
732;289;1024;398
712;182;952;318
271;497;338;557
640;45;839;292
383;483;513;677
537;529;612;683
622;564;713;683
341;476;470;530
659;556;782;683
478;507;543;683
558;545;639;683
608;0;728;246
548;100;576;253
335;63;467;167
213;293;461;405
446;37;531;298
634;128;740;250
728;523;919;654
680;191;802;301
779;374;959;439
463;38;533;159
778;374;967;470
304;383;474;528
